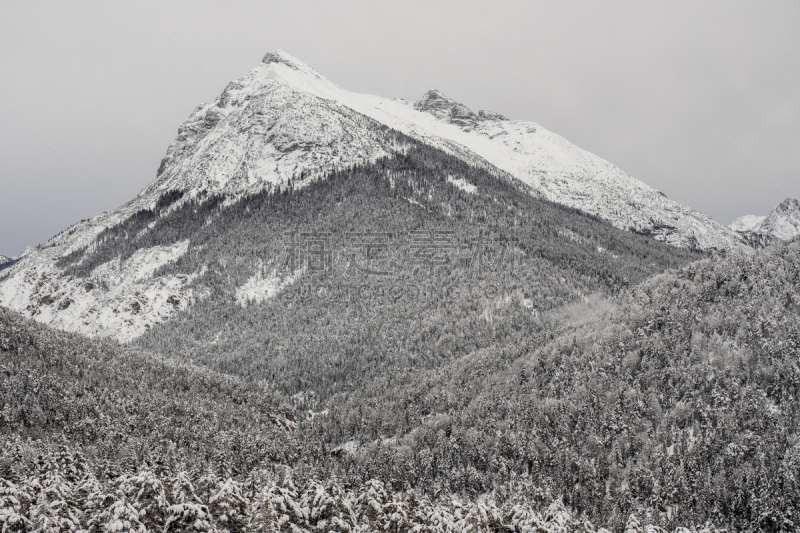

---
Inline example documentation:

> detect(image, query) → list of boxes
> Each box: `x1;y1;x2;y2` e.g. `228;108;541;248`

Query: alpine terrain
730;197;800;246
2;50;798;533
0;50;743;341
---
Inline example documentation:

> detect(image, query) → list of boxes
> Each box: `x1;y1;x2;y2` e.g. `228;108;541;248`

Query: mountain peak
260;49;323;80
776;197;800;212
730;197;800;243
763;197;800;241
419;88;452;101
729;214;765;233
262;49;304;68
414;89;479;125
415;89;466;112
0;51;749;341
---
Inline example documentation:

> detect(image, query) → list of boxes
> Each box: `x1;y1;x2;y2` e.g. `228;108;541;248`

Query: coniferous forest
3;137;800;532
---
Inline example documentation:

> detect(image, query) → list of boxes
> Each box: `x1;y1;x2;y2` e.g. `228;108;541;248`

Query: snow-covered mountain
729;214;766;233
0;50;744;340
145;50;742;249
0;255;12;266
730;198;800;244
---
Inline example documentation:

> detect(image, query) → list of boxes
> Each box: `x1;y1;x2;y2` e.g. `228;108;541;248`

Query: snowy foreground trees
1;444;723;533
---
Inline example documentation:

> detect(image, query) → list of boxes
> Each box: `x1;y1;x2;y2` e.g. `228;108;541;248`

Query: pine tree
0;478;32;533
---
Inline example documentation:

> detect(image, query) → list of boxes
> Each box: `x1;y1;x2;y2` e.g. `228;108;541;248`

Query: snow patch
92;240;190;283
597;246;619;259
446;175;477;194
236;269;296;306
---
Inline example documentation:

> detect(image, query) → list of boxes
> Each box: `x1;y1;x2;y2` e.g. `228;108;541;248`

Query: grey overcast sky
1;1;799;257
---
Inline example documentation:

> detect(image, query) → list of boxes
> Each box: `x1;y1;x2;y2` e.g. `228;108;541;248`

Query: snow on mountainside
730;198;800;242
0;255;11;266
0;49;744;340
0;240;200;341
148;50;741;249
406;90;743;250
729;214;766;233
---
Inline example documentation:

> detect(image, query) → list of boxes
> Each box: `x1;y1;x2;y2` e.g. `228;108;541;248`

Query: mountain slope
216;51;741;249
0;50;736;341
252;51;742;250
730;197;800;244
407;89;743;250
301;238;800;531
134;141;702;396
0;306;296;471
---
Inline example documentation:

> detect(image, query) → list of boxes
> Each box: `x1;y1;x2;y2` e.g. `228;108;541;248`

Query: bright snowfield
0;50;746;341
729;214;766;233
730;198;800;241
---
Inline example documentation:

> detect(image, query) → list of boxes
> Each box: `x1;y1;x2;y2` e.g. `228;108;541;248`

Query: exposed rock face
414;89;477;125
413;90;508;127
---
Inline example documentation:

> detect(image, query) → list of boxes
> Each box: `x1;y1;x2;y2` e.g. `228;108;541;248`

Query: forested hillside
0;439;647;533
295;239;800;532
127;138;701;400
0;306;295;473
3;305;717;533
5;137;799;531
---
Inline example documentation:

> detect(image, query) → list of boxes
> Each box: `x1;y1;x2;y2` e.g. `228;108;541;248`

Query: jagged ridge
730;197;800;244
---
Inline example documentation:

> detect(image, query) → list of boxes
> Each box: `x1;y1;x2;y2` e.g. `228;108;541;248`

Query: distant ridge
730;197;800;245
